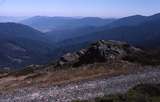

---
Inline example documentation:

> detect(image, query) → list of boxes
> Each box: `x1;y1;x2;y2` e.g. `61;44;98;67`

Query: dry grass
41;62;143;86
0;62;144;91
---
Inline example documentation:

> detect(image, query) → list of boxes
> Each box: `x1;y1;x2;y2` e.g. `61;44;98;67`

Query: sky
0;0;160;17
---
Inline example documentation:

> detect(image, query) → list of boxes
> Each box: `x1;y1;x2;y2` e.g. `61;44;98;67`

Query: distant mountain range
57;13;160;49
21;16;116;32
105;15;147;28
0;16;27;23
1;13;160;68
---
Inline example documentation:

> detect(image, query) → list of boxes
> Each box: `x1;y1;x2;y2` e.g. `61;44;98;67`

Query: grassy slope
0;62;143;91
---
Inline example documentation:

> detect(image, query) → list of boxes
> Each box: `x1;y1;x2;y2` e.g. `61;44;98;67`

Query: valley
1;13;160;69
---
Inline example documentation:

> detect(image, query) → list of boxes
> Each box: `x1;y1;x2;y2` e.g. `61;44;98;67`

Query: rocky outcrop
57;40;144;67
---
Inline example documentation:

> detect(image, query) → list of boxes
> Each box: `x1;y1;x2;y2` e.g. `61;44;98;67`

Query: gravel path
0;69;160;102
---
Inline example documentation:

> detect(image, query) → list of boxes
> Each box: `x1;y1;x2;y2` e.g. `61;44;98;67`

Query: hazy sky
0;0;160;17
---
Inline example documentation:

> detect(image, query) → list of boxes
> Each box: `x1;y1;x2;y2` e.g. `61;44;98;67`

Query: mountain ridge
21;16;116;32
56;13;160;50
0;23;55;68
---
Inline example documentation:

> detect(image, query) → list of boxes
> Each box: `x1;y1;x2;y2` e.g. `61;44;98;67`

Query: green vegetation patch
73;84;160;102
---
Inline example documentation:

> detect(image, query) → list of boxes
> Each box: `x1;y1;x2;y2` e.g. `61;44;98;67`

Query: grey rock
57;40;144;67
